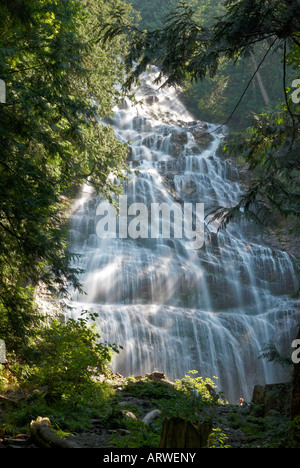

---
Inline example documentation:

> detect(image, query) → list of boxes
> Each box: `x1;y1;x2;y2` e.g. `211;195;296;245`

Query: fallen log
0;394;19;405
29;417;80;449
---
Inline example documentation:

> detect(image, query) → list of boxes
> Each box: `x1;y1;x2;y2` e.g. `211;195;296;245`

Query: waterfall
66;67;300;403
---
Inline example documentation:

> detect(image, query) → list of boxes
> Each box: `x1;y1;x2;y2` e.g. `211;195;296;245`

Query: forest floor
68;404;260;449
0;401;261;449
0;372;292;449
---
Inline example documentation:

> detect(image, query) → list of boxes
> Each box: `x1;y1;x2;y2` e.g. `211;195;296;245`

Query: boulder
145;95;159;105
169;130;188;157
121;410;137;420
145;371;174;386
189;126;213;149
143;409;162;425
132;116;152;132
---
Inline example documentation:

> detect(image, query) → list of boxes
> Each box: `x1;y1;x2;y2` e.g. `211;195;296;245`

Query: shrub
28;314;121;399
174;370;219;404
208;428;231;448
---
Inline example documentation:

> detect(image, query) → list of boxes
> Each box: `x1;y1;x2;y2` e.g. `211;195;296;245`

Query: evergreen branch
259;342;293;367
283;39;297;147
213;37;278;132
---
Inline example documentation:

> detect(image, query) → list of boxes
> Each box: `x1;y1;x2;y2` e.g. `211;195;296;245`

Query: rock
209;232;219;247
169;130;188;157
189;126;213;149
2;437;29;447
132;116;152;132
121;410;137;420
186;120;198;127
118;99;129;110
127;146;133;161
119;429;131;435
145;371;174;386
145;95;159;105
146;371;166;380
251;382;292;416
143;409;162;425
139;84;157;97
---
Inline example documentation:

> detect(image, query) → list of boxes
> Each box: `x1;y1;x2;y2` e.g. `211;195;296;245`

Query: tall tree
0;0;132;353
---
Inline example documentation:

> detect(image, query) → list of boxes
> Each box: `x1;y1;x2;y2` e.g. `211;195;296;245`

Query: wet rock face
145;94;159;105
168;126;213;158
189;126;213;149
169;130;188;157
132;116;153;132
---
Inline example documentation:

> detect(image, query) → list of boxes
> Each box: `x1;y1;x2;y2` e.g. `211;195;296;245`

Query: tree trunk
250;52;270;106
159;416;212;448
29;417;80;448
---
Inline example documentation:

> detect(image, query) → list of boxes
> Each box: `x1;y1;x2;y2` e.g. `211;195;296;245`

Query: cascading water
67;67;299;403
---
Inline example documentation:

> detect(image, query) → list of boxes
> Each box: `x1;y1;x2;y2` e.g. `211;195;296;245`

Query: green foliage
0;0;133;356
174;370;219;402
1;314;120;434
2;379;117;434
0;284;42;354
291;415;300;447
259;341;293;367
175;1;284;127
208;98;300;232
128;0;179;31
121;376;176;400
1;367;297;447
110;419;160;448
156;371;222;422
208;427;231;448
183;49;284;127
105;0;300;231
126;0;286;128
109;372;217;448
0;364;10;392
24;314;121;398
106;0;299;90
121;371;221;427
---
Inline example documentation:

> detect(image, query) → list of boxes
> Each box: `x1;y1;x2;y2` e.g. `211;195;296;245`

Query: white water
66;68;299;403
